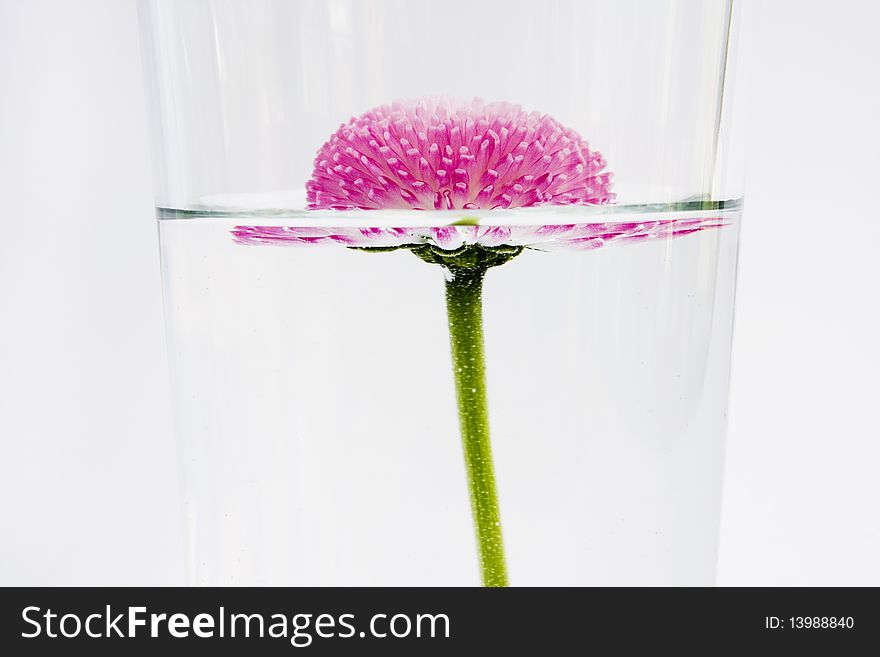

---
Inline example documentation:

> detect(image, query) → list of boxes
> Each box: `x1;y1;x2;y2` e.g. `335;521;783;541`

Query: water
158;199;741;586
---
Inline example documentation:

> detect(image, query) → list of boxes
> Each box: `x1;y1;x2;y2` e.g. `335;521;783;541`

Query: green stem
444;266;508;587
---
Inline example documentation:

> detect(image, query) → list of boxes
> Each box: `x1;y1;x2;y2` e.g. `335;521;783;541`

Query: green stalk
444;265;508;587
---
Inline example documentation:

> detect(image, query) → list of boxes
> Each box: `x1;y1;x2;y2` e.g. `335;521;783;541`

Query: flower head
306;97;614;211
233;98;727;259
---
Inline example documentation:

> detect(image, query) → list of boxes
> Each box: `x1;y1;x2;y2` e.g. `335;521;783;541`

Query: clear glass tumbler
139;0;744;586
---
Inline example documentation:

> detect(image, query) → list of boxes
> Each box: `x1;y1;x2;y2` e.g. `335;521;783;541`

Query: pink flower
232;97;728;253
306;97;614;211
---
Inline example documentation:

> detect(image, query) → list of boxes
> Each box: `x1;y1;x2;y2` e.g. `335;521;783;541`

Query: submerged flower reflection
231;217;726;252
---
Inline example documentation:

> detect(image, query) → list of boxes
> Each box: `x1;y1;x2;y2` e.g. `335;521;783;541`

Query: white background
1;0;878;586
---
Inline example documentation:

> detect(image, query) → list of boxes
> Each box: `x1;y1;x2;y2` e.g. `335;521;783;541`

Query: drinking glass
139;0;744;586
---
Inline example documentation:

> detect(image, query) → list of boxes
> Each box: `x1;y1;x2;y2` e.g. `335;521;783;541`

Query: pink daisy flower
231;217;727;252
233;97;726;253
